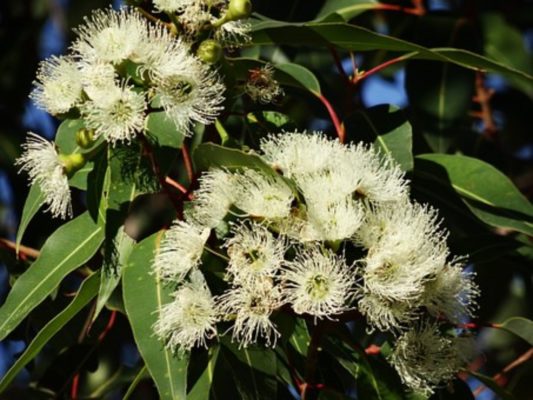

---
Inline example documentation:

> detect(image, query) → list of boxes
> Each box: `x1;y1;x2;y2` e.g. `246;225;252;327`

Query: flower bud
226;0;252;21
59;153;86;175
75;127;95;149
197;40;223;64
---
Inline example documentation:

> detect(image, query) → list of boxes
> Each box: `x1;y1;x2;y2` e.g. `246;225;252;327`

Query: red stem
352;55;410;85
181;144;194;183
317;94;345;143
70;373;80;399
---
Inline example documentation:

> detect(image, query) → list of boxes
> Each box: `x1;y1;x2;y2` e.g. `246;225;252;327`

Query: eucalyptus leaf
123;232;189;400
415;154;533;236
0;273;100;393
0;212;104;340
251;21;533;88
499;317;533;346
15;184;44;254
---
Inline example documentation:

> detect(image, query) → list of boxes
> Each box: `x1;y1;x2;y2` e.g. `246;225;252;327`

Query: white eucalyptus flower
187;169;234;228
423;260;479;323
224;221;286;284
30;55;83;115
356;291;418;332
16;133;72;219
154;270;218;352
345;142;408;203
72;7;148;64
355;201;449;301
141;24;224;134
82;81;147;144
152;0;196;13
217;279;282;348
233;169;294;219
79;61;117;101
215;20;251;48
260;132;345;179
153;220;210;282
282;247;356;319
302;197;364;242
390;322;476;396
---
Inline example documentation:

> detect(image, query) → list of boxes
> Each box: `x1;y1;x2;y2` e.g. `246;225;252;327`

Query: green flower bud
226;0;252;21
59;153;86;175
75;127;95;149
197;40;223;64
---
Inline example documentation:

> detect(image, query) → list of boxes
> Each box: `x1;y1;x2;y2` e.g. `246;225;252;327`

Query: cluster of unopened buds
154;132;480;396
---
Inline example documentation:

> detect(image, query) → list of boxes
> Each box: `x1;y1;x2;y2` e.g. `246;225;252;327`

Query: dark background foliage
0;0;532;398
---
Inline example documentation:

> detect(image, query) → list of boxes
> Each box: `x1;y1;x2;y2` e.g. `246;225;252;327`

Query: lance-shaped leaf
123;232;188;400
498;317;533;346
187;346;220;400
193;142;277;176
145;111;185;149
229;58;321;95
345;104;413;171
415;154;533;236
221;339;278;400
15;184;44;254
250;21;533;88
0;211;104;340
0;273;100;393
315;0;380;21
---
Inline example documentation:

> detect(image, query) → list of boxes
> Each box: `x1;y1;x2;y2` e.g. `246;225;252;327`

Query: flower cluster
17;2;252;218
34;6;226;143
153;131;479;394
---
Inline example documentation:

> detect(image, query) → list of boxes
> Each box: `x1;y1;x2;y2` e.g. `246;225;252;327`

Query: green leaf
221;339;277;400
95;226;135;321
468;371;515;400
193;142;277;177
0;211;104;340
123;232;188;400
15;184;44;254
68;160;95;190
275;63;321;94
324;337;405;400
316;0;379;21
146;112;185;149
415;154;533;236
187;346;220;400
499;317;533;346
55;119;85;154
345;105;413;171
288;317;311;356
228;58;322;95
0;273;100;393
250;21;533;88
482;12;533;94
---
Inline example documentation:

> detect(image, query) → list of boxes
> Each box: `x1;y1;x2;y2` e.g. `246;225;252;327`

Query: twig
329;47;351;87
317;94;345;143
473;348;533;396
473;72;497;139
139;135;182;215
181;144;194;183
0;238;40;259
352;54;411;85
165;176;192;199
376;0;426;16
301;321;326;400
